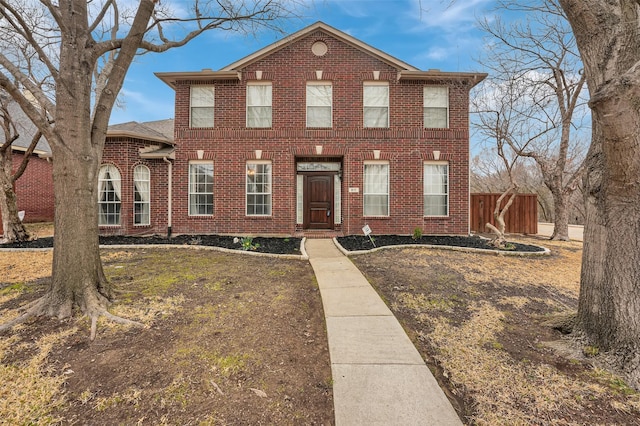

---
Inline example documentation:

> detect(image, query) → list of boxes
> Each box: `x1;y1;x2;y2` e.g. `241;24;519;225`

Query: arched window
98;165;121;225
133;165;150;225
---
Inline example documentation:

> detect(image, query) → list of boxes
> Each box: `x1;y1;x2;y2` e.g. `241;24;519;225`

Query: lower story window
189;162;214;215
246;161;272;215
424;162;449;216
134;165;150;225
98;164;121;225
363;162;389;216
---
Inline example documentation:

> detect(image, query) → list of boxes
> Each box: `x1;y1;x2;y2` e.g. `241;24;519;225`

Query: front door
304;174;333;229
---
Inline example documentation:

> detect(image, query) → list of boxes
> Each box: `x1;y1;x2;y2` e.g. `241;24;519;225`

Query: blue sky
110;0;497;125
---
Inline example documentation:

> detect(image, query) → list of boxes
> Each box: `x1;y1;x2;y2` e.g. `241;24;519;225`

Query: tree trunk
560;0;640;389
550;191;570;241
41;4;111;319
0;150;29;242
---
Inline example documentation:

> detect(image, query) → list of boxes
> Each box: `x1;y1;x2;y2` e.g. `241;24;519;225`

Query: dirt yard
0;246;333;425
351;236;640;425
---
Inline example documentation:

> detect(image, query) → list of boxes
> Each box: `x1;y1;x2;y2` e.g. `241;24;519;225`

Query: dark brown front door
304;174;333;229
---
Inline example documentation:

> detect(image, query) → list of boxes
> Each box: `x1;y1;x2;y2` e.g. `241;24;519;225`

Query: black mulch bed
1;235;302;255
336;234;546;253
2;234;545;254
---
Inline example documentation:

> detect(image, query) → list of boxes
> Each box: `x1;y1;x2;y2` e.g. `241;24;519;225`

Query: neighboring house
0;97;54;235
100;119;175;236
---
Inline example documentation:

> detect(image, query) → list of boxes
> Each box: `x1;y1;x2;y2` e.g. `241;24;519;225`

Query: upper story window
133;165;150;226
363;82;389;128
247;82;272;128
189;161;214;216
424;86;449;128
98;164;121;226
190;86;215;128
363;161;389;216
306;82;332;128
424;161;449;216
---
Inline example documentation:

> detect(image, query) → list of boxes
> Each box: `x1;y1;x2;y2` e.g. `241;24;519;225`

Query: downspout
163;156;173;238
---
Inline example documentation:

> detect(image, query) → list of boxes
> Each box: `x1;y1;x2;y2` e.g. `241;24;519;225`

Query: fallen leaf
249;388;267;398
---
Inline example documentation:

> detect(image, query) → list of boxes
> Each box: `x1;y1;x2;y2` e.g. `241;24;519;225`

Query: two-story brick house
99;21;485;237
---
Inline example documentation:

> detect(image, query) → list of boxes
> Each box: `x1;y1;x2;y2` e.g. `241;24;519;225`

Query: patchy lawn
0;248;333;425
351;236;640;425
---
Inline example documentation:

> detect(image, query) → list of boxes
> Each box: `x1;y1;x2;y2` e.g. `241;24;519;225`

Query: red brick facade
0;152;54;233
100;22;485;237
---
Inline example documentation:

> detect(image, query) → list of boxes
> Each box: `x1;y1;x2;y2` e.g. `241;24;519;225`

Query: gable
221;21;419;72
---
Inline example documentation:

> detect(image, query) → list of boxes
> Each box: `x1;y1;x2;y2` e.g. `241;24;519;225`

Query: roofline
106;129;174;145
155;70;241;89
11;145;51;157
398;70;488;87
221;21;419;72
139;150;175;160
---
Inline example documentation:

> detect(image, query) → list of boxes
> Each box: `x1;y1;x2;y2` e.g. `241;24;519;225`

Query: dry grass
0;328;77;425
427;302;607;425
353;236;640;425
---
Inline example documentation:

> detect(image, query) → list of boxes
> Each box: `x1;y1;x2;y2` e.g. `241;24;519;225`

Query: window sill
363;216;390;220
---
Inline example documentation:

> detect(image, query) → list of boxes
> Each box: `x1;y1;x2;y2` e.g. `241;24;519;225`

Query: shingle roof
1;96;51;156
107;119;174;144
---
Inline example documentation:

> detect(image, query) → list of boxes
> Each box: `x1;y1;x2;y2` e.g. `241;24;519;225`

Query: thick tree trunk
0;150;29;242
550;191;570;241
41;2;111;319
560;0;640;389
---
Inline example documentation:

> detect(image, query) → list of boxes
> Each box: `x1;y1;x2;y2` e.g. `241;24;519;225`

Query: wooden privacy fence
470;193;538;235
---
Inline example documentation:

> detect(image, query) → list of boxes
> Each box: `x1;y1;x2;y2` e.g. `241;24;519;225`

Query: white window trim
190;86;215;128
424;161;449;217
363;81;389;128
306;81;333;128
246;160;272;216
363;160;390;217
246;81;272;128
423;86;449;129
188;161;214;216
133;165;151;226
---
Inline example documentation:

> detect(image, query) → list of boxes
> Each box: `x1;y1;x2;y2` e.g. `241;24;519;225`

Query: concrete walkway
305;239;462;426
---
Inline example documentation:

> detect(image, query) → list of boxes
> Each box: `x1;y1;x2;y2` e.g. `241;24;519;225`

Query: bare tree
474;75;540;247
484;139;519;249
0;92;42;242
0;0;299;337
477;0;588;241
557;0;640;389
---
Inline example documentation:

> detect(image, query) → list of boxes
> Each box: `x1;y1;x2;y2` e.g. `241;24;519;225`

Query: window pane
364;84;389;128
307;83;332;127
424;108;448;128
424;163;448;216
364;107;389;128
364;85;388;106
246;162;272;215
363;163;389;216
189;163;214;216
191;107;214;128
307;106;332;127
98;165;121;226
247;106;272;127
133;165;150;226
247;84;272;128
424;87;448;128
191;87;214;128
